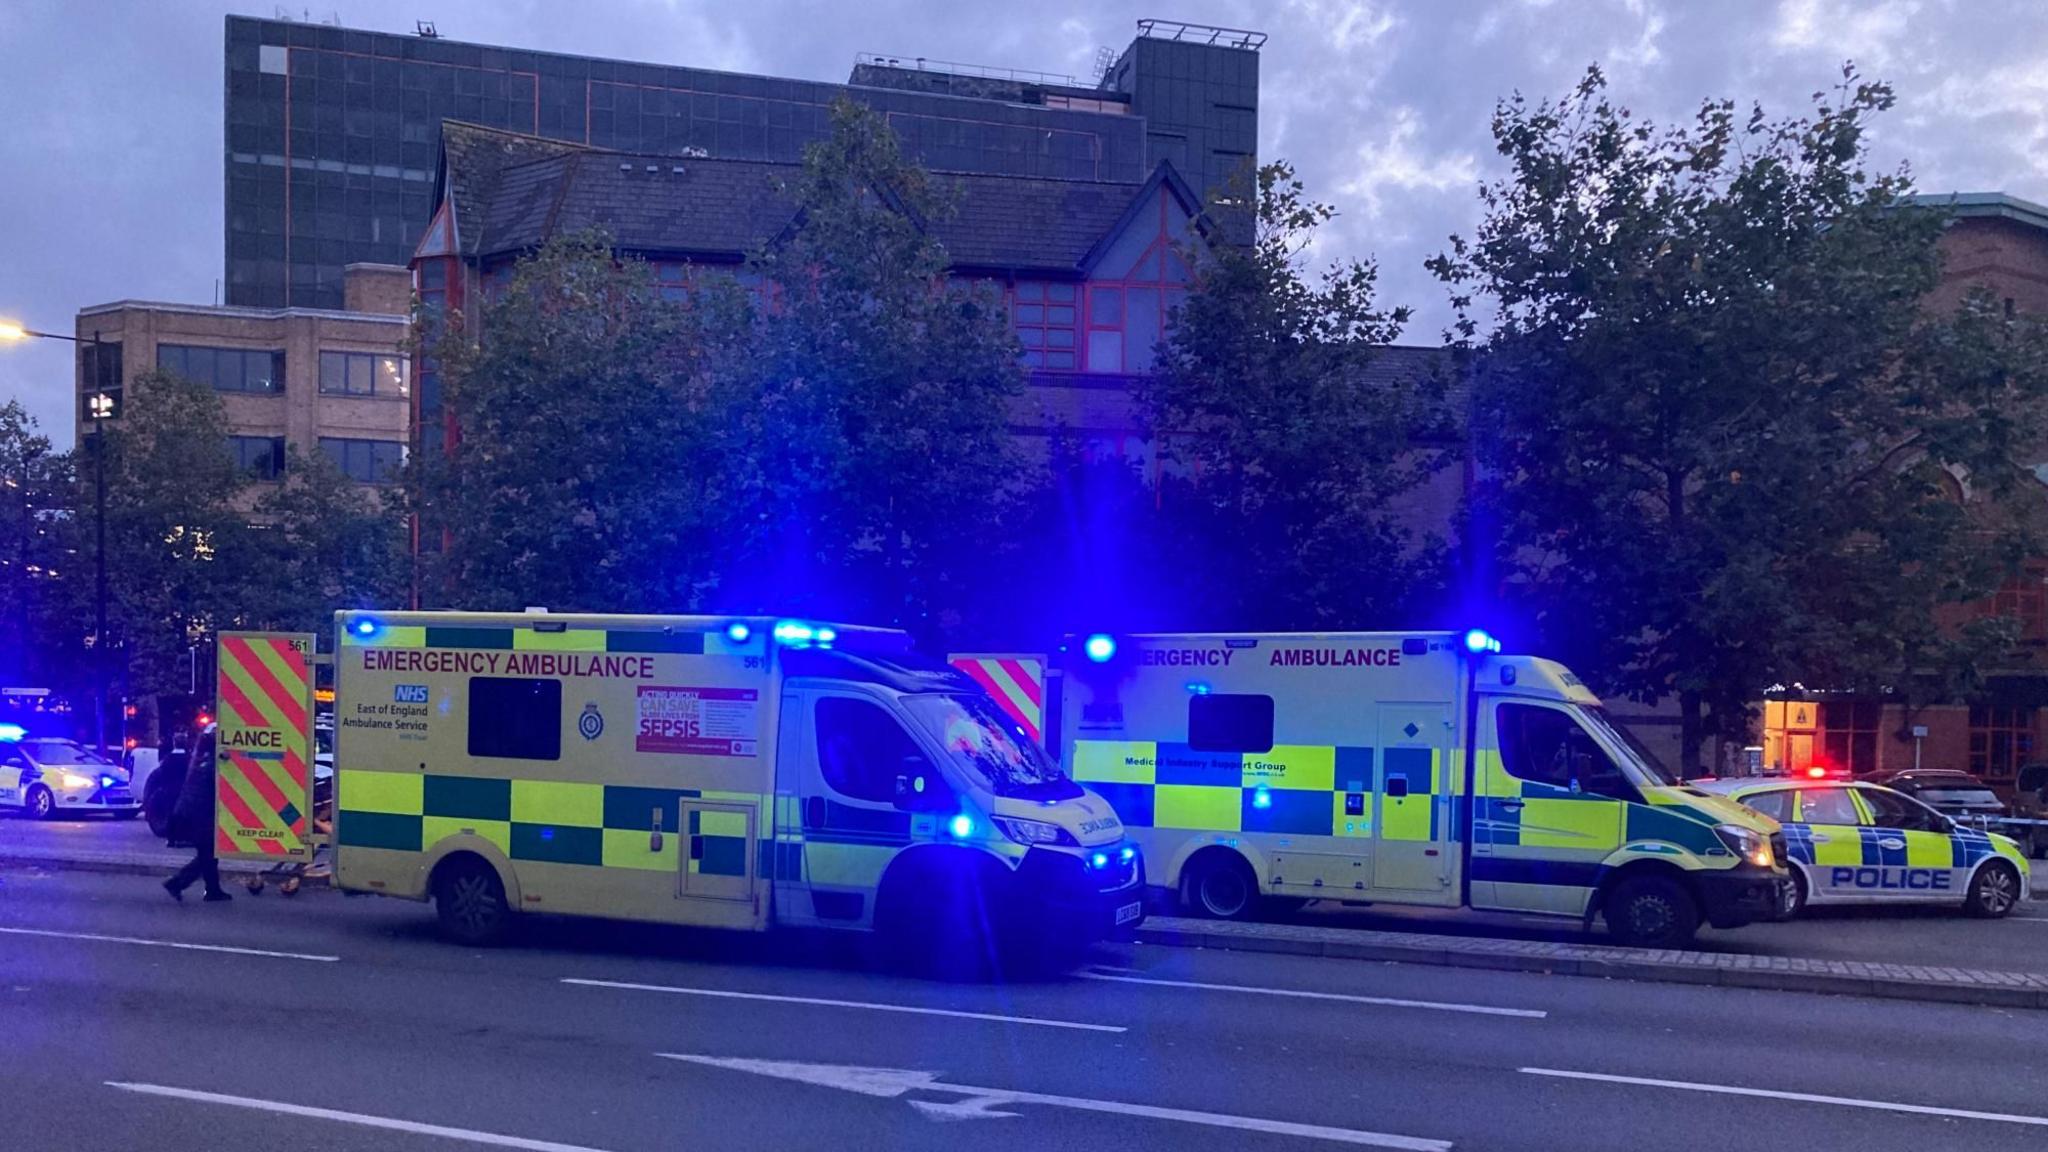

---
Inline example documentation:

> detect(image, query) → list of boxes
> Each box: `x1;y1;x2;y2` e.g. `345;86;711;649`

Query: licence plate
1114;901;1142;926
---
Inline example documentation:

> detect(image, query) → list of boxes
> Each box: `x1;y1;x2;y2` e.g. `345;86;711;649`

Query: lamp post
0;322;114;755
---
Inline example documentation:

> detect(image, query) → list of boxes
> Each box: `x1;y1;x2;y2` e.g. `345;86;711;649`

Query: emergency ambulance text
361;649;655;679
1269;647;1403;668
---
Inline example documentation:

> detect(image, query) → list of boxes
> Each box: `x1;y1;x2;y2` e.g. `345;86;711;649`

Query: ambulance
1060;630;1788;948
331;611;1142;960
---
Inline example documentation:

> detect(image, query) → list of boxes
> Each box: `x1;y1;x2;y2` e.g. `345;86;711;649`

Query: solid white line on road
108;1083;616;1152
561;977;1125;1033
0;925;338;962
1081;970;1547;1019
1519;1068;2048;1129
660;1053;1453;1150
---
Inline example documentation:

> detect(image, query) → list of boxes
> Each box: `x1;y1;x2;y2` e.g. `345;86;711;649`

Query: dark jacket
170;732;217;847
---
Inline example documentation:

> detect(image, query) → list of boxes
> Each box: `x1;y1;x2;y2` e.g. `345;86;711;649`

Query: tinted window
816;697;931;805
228;435;286;481
1796;787;1861;826
468;678;561;761
1188;694;1274;754
160;344;285;394
1916;786;2002;808
320;350;406;395
1496;703;1636;801
1741;789;1793;823
1862;787;1945;833
318;437;405;482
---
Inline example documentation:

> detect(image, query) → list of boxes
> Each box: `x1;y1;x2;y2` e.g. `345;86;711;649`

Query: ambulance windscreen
902;694;1080;801
1581;707;1679;786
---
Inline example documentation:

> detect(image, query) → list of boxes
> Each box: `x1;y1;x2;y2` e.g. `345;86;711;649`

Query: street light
0;320;114;755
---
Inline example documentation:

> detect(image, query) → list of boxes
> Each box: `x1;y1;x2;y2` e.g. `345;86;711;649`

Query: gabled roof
1076;162;1210;275
440;119;1204;275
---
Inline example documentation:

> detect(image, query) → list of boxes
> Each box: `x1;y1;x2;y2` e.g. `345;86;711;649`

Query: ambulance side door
789;688;944;927
1371;704;1453;897
1471;700;1625;916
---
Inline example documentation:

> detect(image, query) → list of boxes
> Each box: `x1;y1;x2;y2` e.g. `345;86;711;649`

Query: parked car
1698;777;2030;918
0;734;140;820
1867;769;2038;856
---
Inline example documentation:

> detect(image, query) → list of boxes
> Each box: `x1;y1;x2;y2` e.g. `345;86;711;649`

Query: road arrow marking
657;1053;1452;1149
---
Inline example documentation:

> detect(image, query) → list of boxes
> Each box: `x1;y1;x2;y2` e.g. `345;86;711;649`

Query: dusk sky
4;0;2043;447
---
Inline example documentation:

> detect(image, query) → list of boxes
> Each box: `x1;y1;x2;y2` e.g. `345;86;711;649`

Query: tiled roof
447;121;1181;274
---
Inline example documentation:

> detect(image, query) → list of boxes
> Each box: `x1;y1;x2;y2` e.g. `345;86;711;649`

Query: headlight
992;817;1075;847
1716;824;1774;868
60;772;94;790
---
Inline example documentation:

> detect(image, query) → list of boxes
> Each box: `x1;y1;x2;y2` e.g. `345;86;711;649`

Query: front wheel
434;857;511;946
1604;874;1700;949
1778;870;1808;920
1182;852;1258;920
23;785;54;821
1965;862;2021;919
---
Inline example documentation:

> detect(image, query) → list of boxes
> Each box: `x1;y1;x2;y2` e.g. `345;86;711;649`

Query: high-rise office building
223;15;1260;309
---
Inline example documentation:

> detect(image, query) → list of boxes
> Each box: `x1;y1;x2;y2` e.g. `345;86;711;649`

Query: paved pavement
5;868;2048;1152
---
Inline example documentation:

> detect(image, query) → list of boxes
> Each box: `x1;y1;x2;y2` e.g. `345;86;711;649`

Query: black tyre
1604;874;1701;949
1182;851;1258;920
1965;861;2022;919
115;808;142;820
23;785;54;821
1778;869;1808;920
433;856;511;946
876;858;1000;980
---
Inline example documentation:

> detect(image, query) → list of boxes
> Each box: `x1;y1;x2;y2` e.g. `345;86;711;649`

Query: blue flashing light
1090;852;1110;869
99;775;116;788
0;723;23;742
1462;628;1501;654
815;626;837;646
1119;846;1136;863
1252;787;1273;811
1084;634;1117;664
1185;681;1211;695
948;814;975;839
725;621;752;644
351;617;379;637
772;621;816;645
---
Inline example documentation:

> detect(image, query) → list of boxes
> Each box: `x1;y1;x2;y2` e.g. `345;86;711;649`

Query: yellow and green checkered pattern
1073;740;1443;840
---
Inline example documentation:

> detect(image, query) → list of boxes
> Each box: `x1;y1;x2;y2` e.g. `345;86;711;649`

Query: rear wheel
1182;851;1258;920
23;785;54;821
1604;874;1700;949
1965;861;2021;919
433;856;511;946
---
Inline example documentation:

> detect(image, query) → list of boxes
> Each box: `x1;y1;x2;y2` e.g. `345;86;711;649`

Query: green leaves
1436;64;2048;771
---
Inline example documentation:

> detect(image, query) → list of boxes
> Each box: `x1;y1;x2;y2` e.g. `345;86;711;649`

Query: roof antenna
416;19;439;38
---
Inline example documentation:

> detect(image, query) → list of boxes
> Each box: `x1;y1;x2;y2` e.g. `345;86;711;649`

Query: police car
0;726;141;820
1695;777;2029;919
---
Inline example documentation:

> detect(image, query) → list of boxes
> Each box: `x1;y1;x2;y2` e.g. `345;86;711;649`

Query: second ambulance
1063;630;1787;948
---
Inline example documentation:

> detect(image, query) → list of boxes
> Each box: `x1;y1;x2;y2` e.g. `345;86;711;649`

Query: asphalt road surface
4;868;2048;1152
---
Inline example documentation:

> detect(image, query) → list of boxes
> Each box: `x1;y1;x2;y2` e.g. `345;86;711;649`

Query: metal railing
1134;19;1268;50
852;52;1081;89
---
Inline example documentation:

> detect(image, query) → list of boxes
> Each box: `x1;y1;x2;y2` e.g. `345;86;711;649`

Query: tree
1137;162;1442;631
247;447;410;633
93;369;248;696
1430;66;2048;772
706;99;1027;636
0;402;72;687
420;230;725;613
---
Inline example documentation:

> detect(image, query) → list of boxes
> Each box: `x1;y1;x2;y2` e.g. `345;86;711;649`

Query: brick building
74;263;412;490
1757;193;2048;790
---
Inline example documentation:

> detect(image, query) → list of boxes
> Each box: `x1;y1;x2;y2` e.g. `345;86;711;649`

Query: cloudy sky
3;0;2044;447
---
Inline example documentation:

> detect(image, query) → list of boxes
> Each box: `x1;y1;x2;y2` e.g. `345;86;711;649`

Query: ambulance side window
468;678;563;761
1496;703;1636;802
816;697;936;805
1188;694;1275;754
1742;790;1793;823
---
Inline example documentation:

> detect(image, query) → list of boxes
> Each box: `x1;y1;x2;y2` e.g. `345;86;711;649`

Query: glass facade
225;16;1195;309
318;436;406;483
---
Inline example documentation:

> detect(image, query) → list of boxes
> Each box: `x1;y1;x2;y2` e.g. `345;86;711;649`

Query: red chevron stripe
998;659;1042;708
953;659;1040;742
227;636;308;731
231;749;292;817
217;669;268;730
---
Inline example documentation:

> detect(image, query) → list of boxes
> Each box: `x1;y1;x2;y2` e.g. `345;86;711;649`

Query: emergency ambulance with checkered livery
331;611;1141;961
1061;629;1788;948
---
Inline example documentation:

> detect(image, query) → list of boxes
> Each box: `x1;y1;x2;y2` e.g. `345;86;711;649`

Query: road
3;869;2048;1151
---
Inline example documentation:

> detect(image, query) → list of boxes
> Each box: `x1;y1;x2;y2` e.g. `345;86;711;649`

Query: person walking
163;726;230;903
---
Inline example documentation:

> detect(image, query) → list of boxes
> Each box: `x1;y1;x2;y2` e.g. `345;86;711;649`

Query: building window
319;350;407;396
80;342;123;421
1969;706;2034;784
1991;570;2048;644
1818;701;1880;776
1082;187;1192;374
1011;281;1078;370
159;344;285;394
318;437;405;483
228;435;285;481
258;44;287;76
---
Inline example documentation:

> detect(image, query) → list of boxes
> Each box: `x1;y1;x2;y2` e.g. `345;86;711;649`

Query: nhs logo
394;684;429;704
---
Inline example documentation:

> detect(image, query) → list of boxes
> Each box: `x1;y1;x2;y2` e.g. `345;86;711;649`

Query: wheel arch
1585;857;1696;923
422;837;522;909
1165;838;1270;898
